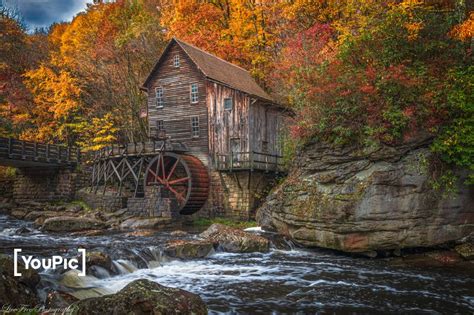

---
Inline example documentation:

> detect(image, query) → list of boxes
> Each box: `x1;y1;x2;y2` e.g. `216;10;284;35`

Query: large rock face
257;137;474;252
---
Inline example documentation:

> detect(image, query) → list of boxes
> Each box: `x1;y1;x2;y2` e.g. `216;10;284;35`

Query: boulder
73;279;207;315
200;223;269;253
120;217;173;230
24;210;71;222
454;243;474;260
0;202;13;214
42;216;108;232
164;240;214;259
45;291;79;308
84;251;112;270
0;254;40;307
170;230;189;237
104;208;128;220
257;137;474;252
10;209;28;219
125;230;156;237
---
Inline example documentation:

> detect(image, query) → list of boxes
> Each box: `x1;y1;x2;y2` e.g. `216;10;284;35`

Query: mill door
230;138;241;168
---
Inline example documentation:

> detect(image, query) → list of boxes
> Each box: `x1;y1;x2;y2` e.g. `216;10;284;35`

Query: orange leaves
450;12;474;42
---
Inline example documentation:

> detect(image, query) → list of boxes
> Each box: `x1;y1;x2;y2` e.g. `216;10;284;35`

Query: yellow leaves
74;113;118;152
24;65;81;120
450;12;474;42
405;21;423;41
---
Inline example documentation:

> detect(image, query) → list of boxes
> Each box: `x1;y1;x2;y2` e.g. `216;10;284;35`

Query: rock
164;240;214;259
426;251;463;266
170;230;189;237
45;291;79;308
73;279;207;314
0;254;40;307
0;202;13;214
257;138;474;252
42;216;108;232
24;210;71;221
359;251;378;258
84;251;112;270
120;217;173;230
71;229;108;236
66;204;83;212
200;224;270;253
125;230;156;237
10;209;28;219
393;248;402;257
104;208;128;220
15;226;32;234
454;243;474;260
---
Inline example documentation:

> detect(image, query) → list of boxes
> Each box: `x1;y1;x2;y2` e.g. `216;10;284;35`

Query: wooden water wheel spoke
168;177;190;185
144;153;209;215
166;157;180;181
147;168;166;185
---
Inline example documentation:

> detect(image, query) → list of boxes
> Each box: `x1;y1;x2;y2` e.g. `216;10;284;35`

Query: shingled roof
143;38;274;103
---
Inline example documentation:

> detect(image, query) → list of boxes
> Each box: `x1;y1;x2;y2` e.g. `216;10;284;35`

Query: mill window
173;55;180;67
191;116;199;138
190;83;199;103
156;120;165;131
224;97;233;111
155;87;164;108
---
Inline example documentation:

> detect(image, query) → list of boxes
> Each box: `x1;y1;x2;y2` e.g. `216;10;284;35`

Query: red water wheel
144;152;209;215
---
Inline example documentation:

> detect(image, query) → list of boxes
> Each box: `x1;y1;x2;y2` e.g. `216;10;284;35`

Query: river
1;215;473;314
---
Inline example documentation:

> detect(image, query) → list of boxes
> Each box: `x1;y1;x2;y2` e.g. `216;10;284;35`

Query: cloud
6;0;92;30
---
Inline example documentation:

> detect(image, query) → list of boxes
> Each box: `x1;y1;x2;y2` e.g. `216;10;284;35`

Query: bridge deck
0;137;79;168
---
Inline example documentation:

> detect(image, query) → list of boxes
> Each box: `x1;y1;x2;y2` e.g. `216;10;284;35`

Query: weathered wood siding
249;102;285;156
146;44;208;156
206;82;250;158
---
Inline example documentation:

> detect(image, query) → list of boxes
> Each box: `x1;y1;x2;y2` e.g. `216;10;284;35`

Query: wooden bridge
0;137;80;168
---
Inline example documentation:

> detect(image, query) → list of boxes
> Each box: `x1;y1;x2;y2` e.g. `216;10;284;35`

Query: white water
1;215;473;314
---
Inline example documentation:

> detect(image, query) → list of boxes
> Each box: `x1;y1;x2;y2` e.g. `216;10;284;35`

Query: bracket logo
14;248;87;276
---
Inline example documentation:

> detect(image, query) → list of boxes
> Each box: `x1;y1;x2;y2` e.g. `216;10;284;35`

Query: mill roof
143;38;274;103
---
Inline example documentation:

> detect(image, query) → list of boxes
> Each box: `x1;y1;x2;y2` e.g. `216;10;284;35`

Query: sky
2;0;92;30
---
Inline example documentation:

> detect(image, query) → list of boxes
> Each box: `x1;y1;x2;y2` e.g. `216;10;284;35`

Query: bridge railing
0;137;80;165
215;151;285;173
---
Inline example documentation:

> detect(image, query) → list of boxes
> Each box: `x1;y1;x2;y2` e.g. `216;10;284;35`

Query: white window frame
191;116;199;138
155;86;164;108
190;83;199;104
156;120;164;131
173;54;180;67
224;97;233;111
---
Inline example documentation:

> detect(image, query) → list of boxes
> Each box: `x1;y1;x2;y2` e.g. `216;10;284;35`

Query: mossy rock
72;279;207;314
0;254;40;307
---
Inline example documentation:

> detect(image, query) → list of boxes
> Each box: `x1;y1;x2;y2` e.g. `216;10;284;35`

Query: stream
1;214;473;314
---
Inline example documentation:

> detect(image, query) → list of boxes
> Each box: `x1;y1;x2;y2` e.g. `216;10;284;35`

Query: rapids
0;215;473;314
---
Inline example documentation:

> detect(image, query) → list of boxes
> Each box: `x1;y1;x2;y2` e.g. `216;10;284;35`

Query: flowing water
1;215;473;314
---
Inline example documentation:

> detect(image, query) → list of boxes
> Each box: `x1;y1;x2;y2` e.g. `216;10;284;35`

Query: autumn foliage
0;0;472;180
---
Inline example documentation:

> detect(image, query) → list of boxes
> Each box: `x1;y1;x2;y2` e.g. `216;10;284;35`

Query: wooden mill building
140;38;289;219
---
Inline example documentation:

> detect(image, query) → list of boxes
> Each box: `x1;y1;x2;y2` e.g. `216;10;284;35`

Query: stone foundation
0;178;13;201
201;170;279;220
13;168;78;203
77;190;127;211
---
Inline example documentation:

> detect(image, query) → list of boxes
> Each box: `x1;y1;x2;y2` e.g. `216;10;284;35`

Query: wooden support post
21;141;25;159
250;151;254;172
8;138;12;157
34;142;38;161
46;144;50;161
